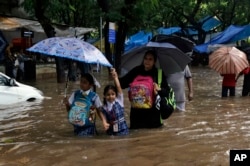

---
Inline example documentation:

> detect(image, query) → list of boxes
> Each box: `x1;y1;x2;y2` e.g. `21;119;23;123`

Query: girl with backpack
119;50;170;129
101;68;129;136
63;73;109;136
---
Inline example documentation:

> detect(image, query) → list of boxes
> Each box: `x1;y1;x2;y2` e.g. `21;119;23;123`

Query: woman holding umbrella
119;50;170;129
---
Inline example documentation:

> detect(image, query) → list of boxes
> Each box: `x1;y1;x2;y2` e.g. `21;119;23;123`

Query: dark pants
242;75;250;96
222;86;235;97
130;108;163;129
242;86;250;96
73;125;95;136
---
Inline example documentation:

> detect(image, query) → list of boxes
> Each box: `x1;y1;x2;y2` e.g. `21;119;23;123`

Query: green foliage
20;0;35;17
21;0;250;39
22;0;102;28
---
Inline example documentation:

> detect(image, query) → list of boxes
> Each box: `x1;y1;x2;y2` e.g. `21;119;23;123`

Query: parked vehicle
0;72;44;105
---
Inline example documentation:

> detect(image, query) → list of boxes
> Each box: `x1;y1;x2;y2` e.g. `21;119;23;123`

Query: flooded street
0;66;250;166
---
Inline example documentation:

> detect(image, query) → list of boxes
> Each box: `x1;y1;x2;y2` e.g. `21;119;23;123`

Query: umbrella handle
64;75;69;98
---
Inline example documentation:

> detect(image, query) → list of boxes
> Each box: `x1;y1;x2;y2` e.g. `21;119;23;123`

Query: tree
33;0;65;83
21;0;250;71
22;0;101;83
98;0;159;73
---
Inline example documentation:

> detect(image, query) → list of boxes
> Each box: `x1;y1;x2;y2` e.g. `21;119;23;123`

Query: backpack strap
74;90;96;103
73;90;82;99
88;91;97;104
87;91;98;135
158;68;162;88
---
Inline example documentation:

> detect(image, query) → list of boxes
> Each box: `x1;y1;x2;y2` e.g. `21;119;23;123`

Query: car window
0;75;8;86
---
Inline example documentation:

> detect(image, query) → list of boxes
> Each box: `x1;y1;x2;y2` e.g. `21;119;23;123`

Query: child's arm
96;108;110;131
111;68;122;94
63;97;71;112
63;92;75;112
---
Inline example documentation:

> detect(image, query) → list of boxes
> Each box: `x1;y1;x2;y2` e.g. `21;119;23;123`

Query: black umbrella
121;41;192;75
238;46;250;61
151;34;195;54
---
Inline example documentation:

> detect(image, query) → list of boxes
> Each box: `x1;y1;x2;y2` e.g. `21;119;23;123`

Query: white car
0;72;44;105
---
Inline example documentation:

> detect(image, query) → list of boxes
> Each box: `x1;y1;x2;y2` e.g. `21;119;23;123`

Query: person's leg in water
229;87;235;96
222;86;228;97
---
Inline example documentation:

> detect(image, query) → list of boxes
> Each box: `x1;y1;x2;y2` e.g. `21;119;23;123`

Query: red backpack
128;75;154;109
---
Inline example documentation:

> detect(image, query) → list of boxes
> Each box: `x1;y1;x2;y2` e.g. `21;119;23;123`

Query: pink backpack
128;75;154;109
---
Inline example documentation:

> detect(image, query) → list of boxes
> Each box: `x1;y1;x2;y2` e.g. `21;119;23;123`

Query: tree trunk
98;0;134;74
34;0;65;83
104;19;112;66
114;0;135;74
115;21;128;74
97;0;113;74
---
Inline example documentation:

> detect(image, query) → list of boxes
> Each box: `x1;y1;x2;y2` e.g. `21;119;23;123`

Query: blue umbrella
27;37;112;97
27;37;112;67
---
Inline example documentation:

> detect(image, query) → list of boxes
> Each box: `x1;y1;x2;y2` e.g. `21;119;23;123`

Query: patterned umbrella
209;46;249;74
27;37;112;67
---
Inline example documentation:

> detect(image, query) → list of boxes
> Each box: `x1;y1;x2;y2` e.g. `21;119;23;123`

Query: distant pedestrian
221;74;236;97
166;65;193;111
4;46;15;78
67;60;78;81
14;49;25;81
78;62;91;75
236;66;250;96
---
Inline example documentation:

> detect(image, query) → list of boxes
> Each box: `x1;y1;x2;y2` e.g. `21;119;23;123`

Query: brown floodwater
0;66;249;166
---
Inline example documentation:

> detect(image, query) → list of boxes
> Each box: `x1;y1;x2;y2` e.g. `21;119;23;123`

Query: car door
0;75;22;105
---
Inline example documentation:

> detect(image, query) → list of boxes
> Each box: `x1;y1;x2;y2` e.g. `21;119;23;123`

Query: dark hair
103;84;117;105
81;73;96;92
144;50;157;62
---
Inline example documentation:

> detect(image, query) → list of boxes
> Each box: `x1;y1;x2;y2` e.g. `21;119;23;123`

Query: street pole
100;16;102;52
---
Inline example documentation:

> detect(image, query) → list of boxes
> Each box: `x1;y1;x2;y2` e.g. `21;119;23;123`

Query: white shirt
68;89;102;108
103;93;124;112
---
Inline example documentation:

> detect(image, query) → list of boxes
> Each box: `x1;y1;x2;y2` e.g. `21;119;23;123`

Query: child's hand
63;97;69;105
103;121;110;131
110;68;117;79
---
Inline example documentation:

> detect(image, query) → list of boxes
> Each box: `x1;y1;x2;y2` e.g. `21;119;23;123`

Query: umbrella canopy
238;46;250;61
151;34;195;54
121;41;192;75
209;46;249;74
27;37;112;67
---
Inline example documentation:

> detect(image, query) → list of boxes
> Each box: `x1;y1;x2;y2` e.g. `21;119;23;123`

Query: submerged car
0;72;44;105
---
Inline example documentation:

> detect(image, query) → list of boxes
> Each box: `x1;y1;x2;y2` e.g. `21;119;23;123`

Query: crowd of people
5;45;250;137
4;46;26;81
63;50;194;137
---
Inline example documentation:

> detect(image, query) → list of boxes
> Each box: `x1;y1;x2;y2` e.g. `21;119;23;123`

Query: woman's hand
153;83;161;95
188;91;193;101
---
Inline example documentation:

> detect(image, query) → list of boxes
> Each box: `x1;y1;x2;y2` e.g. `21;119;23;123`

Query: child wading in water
102;68;129;136
63;73;109;136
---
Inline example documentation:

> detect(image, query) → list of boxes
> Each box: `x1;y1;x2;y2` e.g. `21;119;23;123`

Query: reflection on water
0;66;249;166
